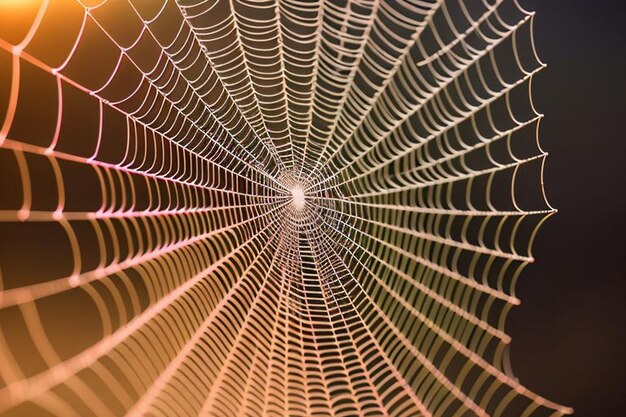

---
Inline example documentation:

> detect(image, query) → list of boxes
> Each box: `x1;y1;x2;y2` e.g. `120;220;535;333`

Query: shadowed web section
0;0;572;416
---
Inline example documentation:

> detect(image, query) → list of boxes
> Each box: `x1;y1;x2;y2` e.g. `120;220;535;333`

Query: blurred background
510;1;626;416
0;0;624;415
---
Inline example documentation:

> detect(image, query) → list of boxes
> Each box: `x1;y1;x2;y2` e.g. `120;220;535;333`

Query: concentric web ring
0;0;572;416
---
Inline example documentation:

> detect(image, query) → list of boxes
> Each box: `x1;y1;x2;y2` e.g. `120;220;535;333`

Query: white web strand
0;0;571;416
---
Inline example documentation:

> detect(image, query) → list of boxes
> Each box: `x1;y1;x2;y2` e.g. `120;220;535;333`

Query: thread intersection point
291;185;306;211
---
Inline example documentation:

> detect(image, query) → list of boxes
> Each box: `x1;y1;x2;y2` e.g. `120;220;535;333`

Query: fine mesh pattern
0;0;572;416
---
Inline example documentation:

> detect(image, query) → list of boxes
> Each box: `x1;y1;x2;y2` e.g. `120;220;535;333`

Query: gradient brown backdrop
509;1;626;416
0;1;624;416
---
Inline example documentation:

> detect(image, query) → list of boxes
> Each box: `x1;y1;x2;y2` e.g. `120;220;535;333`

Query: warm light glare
291;186;306;210
0;0;41;9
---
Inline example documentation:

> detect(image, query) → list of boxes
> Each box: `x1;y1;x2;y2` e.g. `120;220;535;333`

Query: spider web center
291;185;306;210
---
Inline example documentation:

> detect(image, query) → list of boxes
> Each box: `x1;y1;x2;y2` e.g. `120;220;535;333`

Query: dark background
509;1;626;416
0;1;624;416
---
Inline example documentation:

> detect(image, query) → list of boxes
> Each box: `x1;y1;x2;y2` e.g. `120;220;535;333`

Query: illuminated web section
0;1;572;416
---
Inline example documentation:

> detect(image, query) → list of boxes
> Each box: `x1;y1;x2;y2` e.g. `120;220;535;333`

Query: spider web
0;0;572;416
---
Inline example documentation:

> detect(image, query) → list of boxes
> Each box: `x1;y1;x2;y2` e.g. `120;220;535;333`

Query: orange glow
0;0;44;45
0;0;42;10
